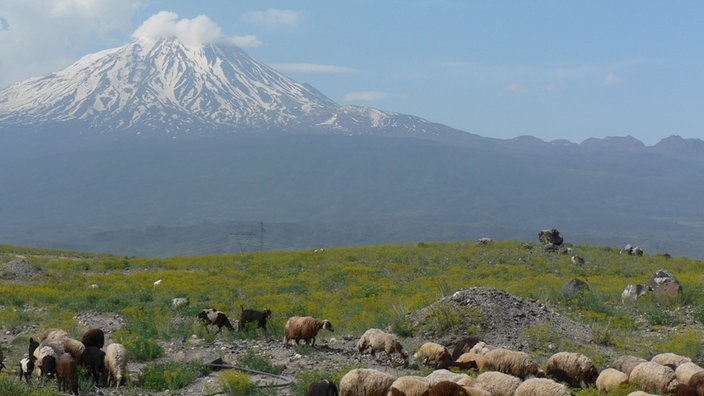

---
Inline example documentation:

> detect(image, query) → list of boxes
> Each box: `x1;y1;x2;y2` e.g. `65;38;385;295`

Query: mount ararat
1;38;702;257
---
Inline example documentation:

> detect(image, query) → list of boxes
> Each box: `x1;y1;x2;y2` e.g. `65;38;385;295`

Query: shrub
236;350;285;375
218;369;277;396
140;360;209;391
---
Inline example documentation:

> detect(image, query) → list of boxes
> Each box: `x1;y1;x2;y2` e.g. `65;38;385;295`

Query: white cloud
272;63;356;73
603;73;624;85
0;0;141;87
242;9;302;28
341;91;389;101
502;83;527;94
132;11;260;48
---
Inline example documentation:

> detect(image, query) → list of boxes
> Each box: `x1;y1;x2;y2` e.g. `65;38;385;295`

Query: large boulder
562;278;590;294
646;269;680;291
538;229;563;246
621;284;647;304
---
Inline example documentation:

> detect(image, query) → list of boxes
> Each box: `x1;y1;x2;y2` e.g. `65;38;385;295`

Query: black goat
239;305;272;333
80;346;107;386
197;308;234;333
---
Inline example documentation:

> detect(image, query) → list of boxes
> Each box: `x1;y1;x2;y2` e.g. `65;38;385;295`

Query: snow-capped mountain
0;37;462;140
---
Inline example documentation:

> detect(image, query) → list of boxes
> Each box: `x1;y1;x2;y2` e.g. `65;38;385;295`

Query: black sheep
81;328;105;349
451;335;481;361
42;355;57;379
80;346;107;386
239;305;272;333
307;379;339;396
197;308;234;333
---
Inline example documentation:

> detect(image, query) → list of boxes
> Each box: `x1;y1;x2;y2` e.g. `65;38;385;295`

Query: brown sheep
283;316;334;347
451;336;481;361
546;351;598;388
81;328;105;349
57;352;78;395
415;342;452;367
427;380;468;396
483;348;544;379
339;368;394;396
357;328;408;365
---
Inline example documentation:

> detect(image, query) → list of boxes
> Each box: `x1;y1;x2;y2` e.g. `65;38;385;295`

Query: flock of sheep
10;327;127;395
304;327;704;396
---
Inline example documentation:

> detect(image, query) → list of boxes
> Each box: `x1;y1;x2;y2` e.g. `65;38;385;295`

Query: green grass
1;239;703;394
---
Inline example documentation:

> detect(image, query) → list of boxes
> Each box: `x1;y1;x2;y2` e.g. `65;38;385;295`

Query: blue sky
1;1;702;145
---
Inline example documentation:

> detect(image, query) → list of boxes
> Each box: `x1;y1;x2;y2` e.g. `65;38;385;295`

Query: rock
646;269;680;291
621;284;647;304
654;282;682;304
539;229;563;246
562;278;590;294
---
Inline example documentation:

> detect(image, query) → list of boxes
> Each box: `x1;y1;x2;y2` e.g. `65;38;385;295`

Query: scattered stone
621;284;648;304
539;228;564;246
562;278;590;294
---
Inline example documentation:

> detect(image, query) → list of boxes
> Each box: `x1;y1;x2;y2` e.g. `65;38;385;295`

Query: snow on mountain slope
0;37;462;140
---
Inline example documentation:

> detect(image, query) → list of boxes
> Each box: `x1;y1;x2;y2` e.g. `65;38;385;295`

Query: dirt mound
411;287;593;351
0;258;42;281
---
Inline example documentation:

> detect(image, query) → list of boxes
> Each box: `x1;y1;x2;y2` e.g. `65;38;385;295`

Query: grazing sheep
239;305;273;332
19;355;34;383
629;361;678;394
283;316;334;347
596;368;629;392
388;376;430;396
105;343;128;388
80;346;107;386
651;352;692;367
482;348;544;379
672;383;697;395
357;328;408;365
627;392;656;396
468;341;495;356
435;359;478;371
612;355;648;377
339;368;395;396
514;378;571;396
197;308;234;334
307;379;339;396
427;380;468;396
546;351;598;388
456;377;492;396
81;328;105;349
689;370;704;393
41;328;69;341
475;371;521;396
35;345;58;378
675;362;704;386
415;342;452;367
451;336;481;361
424;369;470;386
455;352;486;370
28;337;39;361
62;337;85;361
57;352;78;395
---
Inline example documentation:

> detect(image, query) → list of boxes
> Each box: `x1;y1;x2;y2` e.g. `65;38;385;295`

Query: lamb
427;380;468;396
475;371;521;396
339;368;395;396
357;328;408;365
283;316;334;347
674;362;704;386
611;354;647;377
19;355;34;383
105;342;128;388
414;342;452;367
387;376;429;396
545;351;598;388
596;368;629;392
197;308;234;333
80;346;107;386
482;348;544;379
467;341;495;356
629;361;679;394
239;305;272;333
81;328;105;349
451;336;481;360
307;379;339;396
35;345;57;378
514;378;571;396
57;352;78;395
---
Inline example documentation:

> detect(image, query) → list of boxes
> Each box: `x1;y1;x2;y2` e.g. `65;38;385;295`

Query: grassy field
0;240;702;395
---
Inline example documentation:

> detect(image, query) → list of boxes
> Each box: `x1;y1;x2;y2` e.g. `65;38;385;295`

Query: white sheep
468;341;495;356
482;348;543;379
456;377;492;396
514;377;571;396
545;351;598;387
628;361;678;394
387;376;429;396
339;368;395;396
423;369;470;386
596;368;628;392
283;316;334;347
414;342;451;367
650;352;691;367
356;328;408;364
35;345;57;378
611;354;647;377
105;343;128;388
475;371;522;396
40;328;69;341
675;361;704;386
